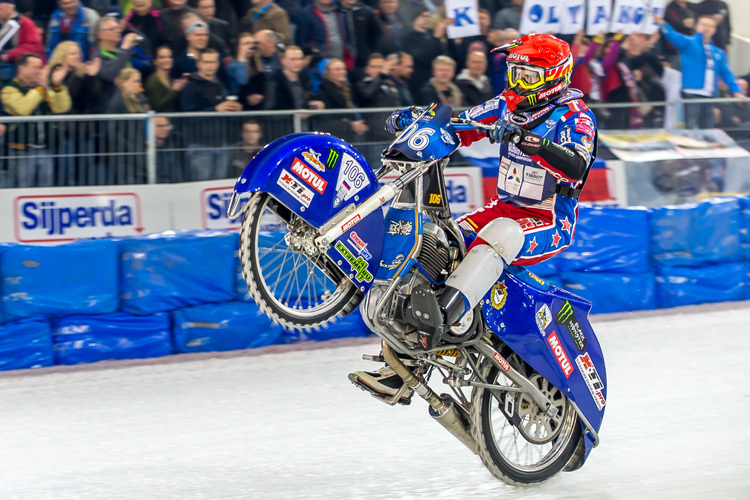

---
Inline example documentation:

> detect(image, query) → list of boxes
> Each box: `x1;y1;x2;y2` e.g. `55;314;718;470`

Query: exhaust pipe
382;342;476;454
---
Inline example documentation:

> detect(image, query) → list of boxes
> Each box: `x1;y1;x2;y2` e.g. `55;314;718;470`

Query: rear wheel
239;192;361;329
470;353;582;485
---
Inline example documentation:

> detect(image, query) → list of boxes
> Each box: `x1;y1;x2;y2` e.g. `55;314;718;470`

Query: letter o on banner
529;4;543;22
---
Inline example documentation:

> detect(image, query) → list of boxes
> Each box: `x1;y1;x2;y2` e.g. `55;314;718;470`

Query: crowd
0;0;748;186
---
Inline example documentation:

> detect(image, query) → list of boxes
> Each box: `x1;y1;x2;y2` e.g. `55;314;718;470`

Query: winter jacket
144;73;181;112
46;5;100;60
313;78;360;142
0;15;45;62
402;28;444;99
125;8;166;53
179;73;230;147
240;3;292;45
455;69;494;107
1;79;71;149
296;4;354;69
660;22;740;95
418;78;462;108
340;2;382;69
91;45;135;113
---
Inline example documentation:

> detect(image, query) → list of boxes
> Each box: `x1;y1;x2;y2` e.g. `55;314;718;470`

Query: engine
417;222;452;283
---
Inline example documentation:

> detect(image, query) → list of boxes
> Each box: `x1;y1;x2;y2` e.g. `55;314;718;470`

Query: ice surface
1;304;749;499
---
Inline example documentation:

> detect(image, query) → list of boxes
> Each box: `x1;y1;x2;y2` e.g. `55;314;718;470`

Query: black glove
486;120;523;144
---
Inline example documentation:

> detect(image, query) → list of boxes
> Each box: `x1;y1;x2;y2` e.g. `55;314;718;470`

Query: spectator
249;28;279;77
228;119;262;178
448;8;492;71
339;0;382;70
106;66;149;182
180;48;240;180
301;44;327;93
403;9;445;100
0;0;45;81
159;0;194;48
1;53;71;187
190;0;238;39
386;50;413;105
602;32;648;129
694;0;730;51
657;14;743;129
124;0;166;53
314;58;368;141
48;40;101;113
375;0;407;54
488;27;518;94
355;52;400;142
92;15;139;111
455;51;492;106
226;31;256;94
492;0;522;31
195;0;231;50
170;19;209;78
570;29;601;103
587;31;623;127
663;0;695;68
239;0;291;45
47;0;100;60
177;11;229;57
262;44;314;110
418;55;461;107
296;0;350;64
107;6;154;74
154;115;187;182
145;45;188;111
48;40;101;183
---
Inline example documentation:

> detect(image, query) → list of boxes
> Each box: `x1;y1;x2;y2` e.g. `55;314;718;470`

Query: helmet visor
507;63;545;91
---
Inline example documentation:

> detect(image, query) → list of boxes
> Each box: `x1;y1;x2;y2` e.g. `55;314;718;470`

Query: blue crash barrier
562;272;656;314
655;263;746;308
121;230;238;315
282;308;370;343
172;301;283;353
650;197;741;267
0;317;53;370
52;312;172;365
2;240;119;322
740;195;750;261
558;206;650;273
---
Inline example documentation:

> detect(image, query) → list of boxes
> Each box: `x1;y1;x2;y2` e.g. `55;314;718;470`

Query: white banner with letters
609;0;665;35
586;0;612;35
445;0;481;39
0;170;485;243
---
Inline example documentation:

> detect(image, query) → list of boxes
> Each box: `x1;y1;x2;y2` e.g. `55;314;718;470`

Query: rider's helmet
493;33;573;113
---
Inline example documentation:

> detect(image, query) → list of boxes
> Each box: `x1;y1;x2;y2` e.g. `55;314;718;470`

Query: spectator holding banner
0;0;44;81
46;0;100;61
663;0;695;68
656;13;743;129
1;52;71;187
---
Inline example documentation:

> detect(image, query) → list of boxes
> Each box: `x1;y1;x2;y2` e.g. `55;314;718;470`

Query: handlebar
450;117;523;144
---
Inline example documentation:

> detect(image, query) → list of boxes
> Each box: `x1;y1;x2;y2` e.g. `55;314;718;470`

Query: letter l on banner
519;0;560;35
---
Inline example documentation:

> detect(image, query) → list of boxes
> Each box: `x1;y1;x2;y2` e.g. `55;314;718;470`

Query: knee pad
444;219;524;309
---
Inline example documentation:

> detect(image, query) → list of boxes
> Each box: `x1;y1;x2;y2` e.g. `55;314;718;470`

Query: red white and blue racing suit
455;89;597;266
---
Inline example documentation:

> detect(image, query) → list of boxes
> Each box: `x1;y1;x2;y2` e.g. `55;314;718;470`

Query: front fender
231;132;380;228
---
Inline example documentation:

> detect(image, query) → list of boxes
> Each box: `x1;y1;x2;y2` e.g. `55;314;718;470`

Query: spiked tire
239;192;361;330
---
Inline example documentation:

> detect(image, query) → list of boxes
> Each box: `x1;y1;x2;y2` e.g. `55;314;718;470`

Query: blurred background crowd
0;0;748;186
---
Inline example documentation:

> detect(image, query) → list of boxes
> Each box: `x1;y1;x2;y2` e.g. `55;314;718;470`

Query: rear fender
230;132;380;228
482;268;607;464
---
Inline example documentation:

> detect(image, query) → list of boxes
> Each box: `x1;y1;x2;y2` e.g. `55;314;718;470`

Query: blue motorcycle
228;104;606;485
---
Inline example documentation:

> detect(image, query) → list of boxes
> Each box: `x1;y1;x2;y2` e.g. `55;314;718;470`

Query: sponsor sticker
490;281;507;310
326;149;340;170
492;352;511;372
575;117;595;137
535;303;552;335
301;149;326;172
427;193;442;205
347;231;372;260
386;220;413;236
507;52;529;62
555;300;587;352
546;332;574;378
291;158;328;194
13;193;143;242
576;353;605;411
581;135;593;152
334;240;373;283
201;186;241;230
277;169;314;207
440;128;455;146
341;214;361;232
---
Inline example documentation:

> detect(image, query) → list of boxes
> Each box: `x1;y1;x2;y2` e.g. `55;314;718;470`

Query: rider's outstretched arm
514;131;589;184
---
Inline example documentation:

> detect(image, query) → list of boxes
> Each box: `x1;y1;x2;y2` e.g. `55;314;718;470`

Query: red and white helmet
493;33;573;113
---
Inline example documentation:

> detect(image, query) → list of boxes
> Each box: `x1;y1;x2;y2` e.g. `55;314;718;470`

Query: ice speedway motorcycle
227;104;606;485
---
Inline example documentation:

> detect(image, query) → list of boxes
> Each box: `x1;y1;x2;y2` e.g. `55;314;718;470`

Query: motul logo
341;214;361;232
539;82;566;100
493;352;511;372
547;332;573;378
291;158;327;194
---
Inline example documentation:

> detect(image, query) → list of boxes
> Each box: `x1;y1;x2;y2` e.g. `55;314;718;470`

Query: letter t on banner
446;0;481;39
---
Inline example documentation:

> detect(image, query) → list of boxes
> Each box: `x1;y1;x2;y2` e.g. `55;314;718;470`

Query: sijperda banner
519;0;666;36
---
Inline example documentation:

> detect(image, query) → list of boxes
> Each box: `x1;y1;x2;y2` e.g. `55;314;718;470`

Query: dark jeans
682;92;716;129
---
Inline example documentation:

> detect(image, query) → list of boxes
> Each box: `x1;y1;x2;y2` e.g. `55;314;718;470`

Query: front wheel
470;354;582;485
239;192;361;329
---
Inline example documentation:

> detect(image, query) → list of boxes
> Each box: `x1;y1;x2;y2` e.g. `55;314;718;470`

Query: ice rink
1;303;749;500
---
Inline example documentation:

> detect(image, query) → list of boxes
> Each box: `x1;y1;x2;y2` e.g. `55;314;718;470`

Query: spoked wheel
239;192;361;329
470;353;582;485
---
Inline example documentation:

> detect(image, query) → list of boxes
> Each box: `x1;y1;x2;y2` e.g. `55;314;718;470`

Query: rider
350;33;597;403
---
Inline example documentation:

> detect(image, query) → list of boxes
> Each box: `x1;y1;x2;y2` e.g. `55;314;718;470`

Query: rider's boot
348;365;413;405
411;218;525;348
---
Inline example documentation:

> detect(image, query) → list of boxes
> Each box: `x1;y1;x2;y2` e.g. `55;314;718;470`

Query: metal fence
1;98;748;188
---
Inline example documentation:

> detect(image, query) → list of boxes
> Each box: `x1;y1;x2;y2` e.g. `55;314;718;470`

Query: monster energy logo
326;150;340;170
555;300;587;352
528;94;537;105
335;241;373;283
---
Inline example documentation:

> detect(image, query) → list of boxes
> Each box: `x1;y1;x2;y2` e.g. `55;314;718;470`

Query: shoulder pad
555;89;584;105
